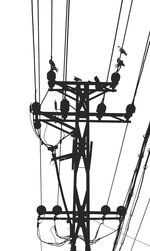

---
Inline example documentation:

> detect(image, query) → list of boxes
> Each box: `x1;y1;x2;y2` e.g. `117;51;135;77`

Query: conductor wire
30;0;37;102
132;32;150;104
63;0;71;85
57;0;71;204
39;138;43;205
121;0;134;50
107;123;129;205
51;0;53;60
103;0;124;102
130;198;150;251
37;0;43;206
37;0;41;103
106;0;124;82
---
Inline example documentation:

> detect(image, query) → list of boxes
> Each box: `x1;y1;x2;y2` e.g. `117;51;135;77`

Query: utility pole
29;0;150;249
31;72;134;251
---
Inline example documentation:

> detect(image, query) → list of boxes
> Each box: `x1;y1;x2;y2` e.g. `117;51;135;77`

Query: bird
74;76;82;82
118;46;127;56
49;59;58;72
115;58;125;71
94;76;100;83
117;58;125;66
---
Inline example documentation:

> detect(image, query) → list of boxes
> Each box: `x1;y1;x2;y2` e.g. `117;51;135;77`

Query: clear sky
0;0;150;251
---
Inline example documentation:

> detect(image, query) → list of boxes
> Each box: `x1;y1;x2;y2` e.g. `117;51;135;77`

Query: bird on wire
118;46;127;56
74;76;82;82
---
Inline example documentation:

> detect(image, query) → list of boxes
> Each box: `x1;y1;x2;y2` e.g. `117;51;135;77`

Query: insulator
34;120;41;129
110;72;120;89
101;205;111;214
117;206;126;216
47;69;56;89
125;103;136;120
31;102;41;115
54;100;57;111
52;205;62;215
60;98;70;119
96;102;106;120
37;205;46;215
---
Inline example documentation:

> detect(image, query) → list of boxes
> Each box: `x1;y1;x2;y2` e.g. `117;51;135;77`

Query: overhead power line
30;0;37;102
121;0;134;49
51;0;53;60
37;0;41;103
130;198;150;251
132;31;150;104
107;123;129;205
63;0;71;83
106;0;124;83
118;149;150;250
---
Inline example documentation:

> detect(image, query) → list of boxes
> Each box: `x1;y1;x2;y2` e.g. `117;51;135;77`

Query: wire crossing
118;150;150;250
132;31;150;104
130;198;150;251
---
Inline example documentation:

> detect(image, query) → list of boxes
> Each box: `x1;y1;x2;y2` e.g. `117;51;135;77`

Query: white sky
0;0;150;251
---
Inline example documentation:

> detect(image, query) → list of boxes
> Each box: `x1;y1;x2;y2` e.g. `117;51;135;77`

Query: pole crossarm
38;111;130;123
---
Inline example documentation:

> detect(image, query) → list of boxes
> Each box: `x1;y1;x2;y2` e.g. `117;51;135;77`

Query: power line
118;150;150;250
57;130;63;205
121;0;134;49
130;198;150;251
37;0;41;103
51;0;53;60
57;0;71;204
132;31;150;104
112;122;150;251
103;224;150;248
39;138;43;205
106;0;124;83
63;0;71;83
30;0;37;102
107;123;129;205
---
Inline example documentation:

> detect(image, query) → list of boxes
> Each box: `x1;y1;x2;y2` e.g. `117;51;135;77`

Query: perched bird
115;58;125;71
118;46;127;56
94;76;100;83
94;76;105;90
49;59;58;72
117;58;125;66
74;76;82;82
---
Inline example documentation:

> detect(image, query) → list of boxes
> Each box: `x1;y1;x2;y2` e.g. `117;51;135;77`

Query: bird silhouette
74;76;82;82
118;46;127;56
49;59;58;72
117;58;125;66
94;76;100;83
115;58;125;71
